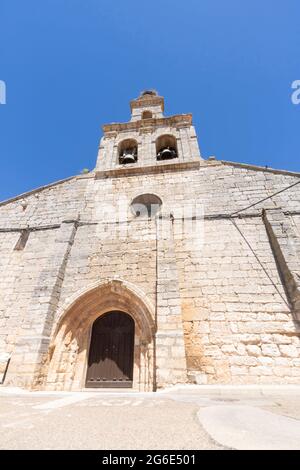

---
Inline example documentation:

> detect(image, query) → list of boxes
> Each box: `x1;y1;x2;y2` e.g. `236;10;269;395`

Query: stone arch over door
45;279;156;391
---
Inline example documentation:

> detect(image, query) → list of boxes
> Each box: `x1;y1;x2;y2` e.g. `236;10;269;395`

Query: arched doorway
86;311;135;388
45;279;155;391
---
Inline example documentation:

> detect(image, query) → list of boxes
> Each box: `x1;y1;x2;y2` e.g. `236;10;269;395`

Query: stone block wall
176;215;300;384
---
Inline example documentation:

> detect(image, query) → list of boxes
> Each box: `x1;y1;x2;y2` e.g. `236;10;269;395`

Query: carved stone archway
44;279;156;391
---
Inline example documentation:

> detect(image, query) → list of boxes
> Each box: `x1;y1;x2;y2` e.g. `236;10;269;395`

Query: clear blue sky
0;0;299;200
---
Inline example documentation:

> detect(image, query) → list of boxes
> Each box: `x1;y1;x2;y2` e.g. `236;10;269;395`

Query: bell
158;147;176;160
161;147;173;158
120;148;137;164
121;153;136;164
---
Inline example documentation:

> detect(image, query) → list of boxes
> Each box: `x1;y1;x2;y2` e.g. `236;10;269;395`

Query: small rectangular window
14;230;29;251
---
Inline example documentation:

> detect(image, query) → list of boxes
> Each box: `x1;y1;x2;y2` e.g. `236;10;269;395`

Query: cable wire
229;217;291;310
230;180;300;217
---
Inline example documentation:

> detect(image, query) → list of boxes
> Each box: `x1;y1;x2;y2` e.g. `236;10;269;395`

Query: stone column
5;220;78;389
155;215;187;388
263;208;300;321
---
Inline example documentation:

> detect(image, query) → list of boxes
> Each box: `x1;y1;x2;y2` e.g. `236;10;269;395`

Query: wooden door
86;311;134;388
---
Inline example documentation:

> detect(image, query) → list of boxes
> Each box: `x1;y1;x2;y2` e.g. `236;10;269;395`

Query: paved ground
1;385;300;450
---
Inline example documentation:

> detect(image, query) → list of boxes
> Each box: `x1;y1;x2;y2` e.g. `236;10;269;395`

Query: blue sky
0;0;299;200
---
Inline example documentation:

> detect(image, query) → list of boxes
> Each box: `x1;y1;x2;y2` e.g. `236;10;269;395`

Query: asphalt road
1;386;300;450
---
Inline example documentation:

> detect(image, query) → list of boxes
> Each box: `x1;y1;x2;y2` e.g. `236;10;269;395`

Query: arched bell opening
142;110;153;120
156;134;178;161
118;138;138;165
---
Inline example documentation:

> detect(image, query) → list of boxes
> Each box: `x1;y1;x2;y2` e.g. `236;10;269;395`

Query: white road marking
32;393;93;410
2;414;35;429
74;398;167;407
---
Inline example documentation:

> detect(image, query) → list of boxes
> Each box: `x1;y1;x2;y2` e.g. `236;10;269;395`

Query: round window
131;194;162;219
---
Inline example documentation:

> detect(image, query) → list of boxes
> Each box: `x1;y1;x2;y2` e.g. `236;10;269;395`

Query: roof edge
220;160;300;178
0;175;78;208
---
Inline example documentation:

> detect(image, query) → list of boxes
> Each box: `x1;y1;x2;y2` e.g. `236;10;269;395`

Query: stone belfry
95;90;201;174
94;90;203;388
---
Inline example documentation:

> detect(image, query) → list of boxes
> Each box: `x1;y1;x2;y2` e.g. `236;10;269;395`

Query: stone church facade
0;91;300;391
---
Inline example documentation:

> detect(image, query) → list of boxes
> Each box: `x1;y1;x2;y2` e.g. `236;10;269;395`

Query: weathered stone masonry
0;91;300;390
